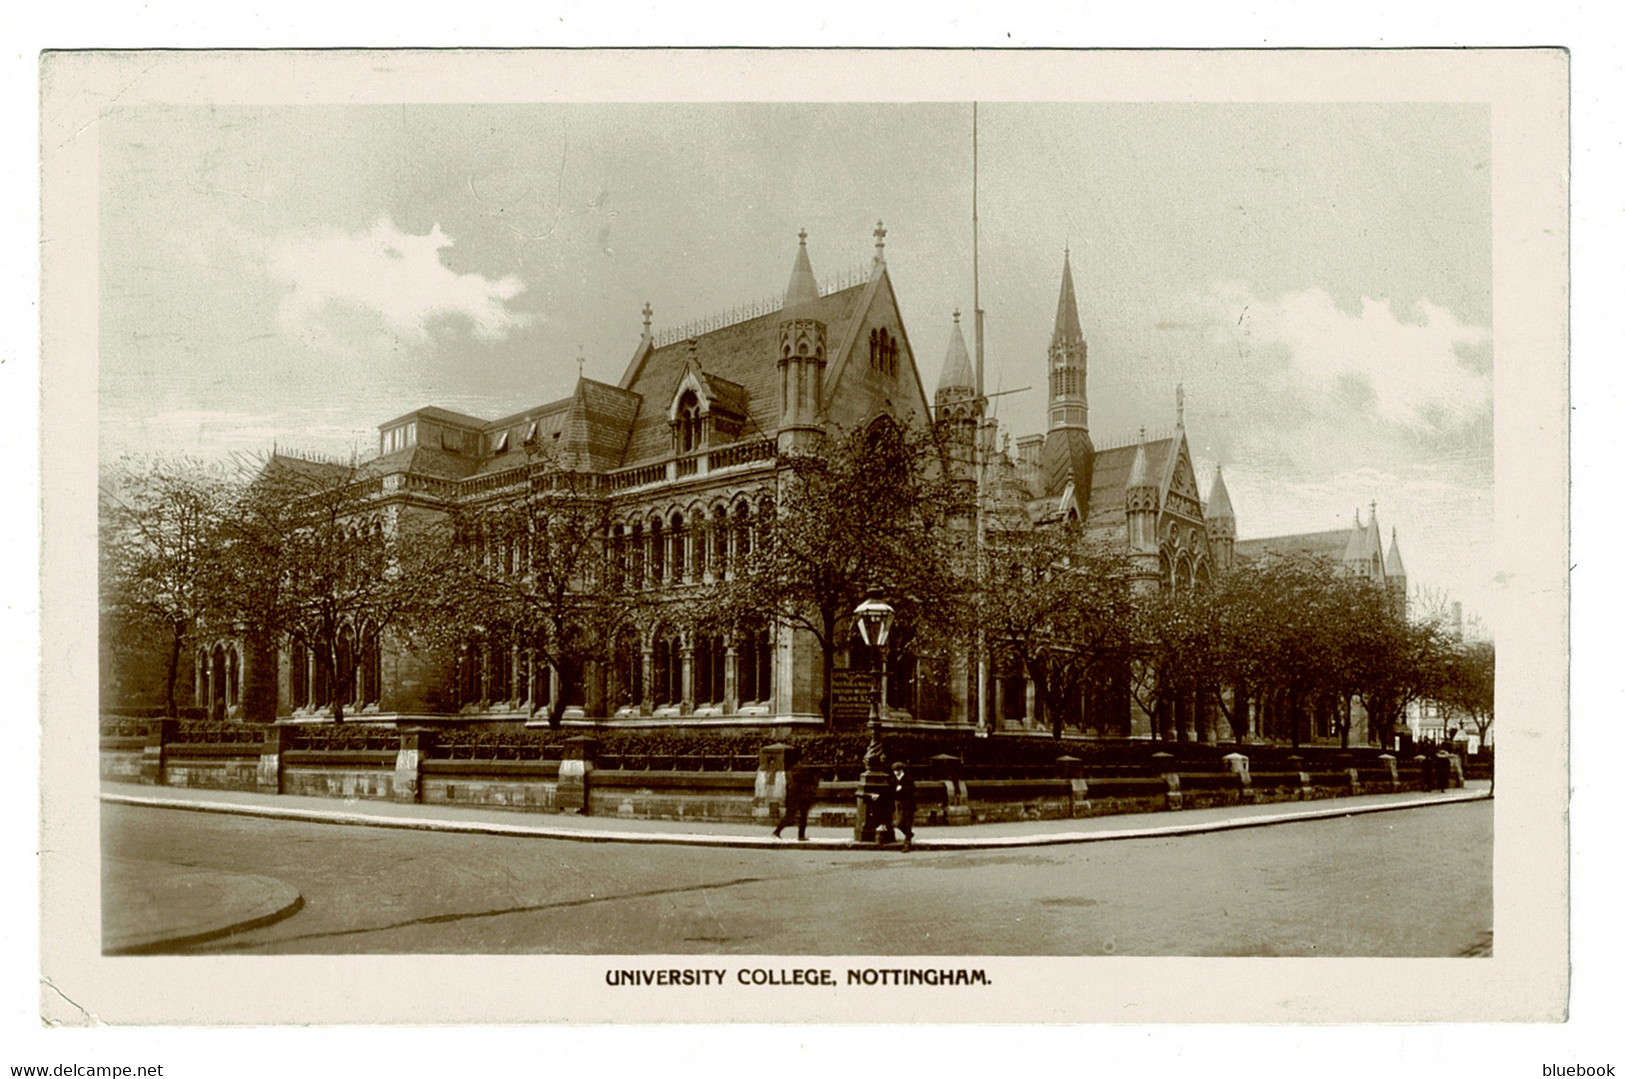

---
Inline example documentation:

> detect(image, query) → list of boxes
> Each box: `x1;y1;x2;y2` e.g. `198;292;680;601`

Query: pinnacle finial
1139;426;1147;442
798;228;807;244
953;308;961;323
873;220;887;266
1176;383;1185;427
642;301;653;328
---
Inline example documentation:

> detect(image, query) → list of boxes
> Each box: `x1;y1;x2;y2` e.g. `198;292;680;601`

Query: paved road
103;799;1491;956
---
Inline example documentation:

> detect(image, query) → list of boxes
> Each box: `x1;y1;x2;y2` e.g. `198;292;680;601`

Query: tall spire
782;228;819;316
1046;248;1089;433
1052;247;1084;349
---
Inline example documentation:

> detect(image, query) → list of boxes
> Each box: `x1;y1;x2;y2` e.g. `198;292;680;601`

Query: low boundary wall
100;721;1468;827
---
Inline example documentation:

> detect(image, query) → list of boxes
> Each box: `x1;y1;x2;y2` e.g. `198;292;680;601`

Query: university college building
195;225;1408;739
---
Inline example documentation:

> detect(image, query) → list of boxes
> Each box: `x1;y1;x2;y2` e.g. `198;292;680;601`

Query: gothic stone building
195;226;1410;741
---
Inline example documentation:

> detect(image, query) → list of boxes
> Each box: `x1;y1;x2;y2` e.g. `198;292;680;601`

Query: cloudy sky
98;101;1492;628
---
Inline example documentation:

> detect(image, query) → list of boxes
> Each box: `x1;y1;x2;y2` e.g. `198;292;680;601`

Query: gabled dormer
668;348;749;457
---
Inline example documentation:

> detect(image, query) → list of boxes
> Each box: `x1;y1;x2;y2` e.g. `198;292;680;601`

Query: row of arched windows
287;631;382;714
609;499;768;590
452;627;774;715
1049;365;1081;398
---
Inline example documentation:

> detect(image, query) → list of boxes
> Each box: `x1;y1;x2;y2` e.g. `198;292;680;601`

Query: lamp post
852;590;896;843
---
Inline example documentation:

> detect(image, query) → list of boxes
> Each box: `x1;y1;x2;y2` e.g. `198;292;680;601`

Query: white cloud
1202;284;1490;428
267;215;531;343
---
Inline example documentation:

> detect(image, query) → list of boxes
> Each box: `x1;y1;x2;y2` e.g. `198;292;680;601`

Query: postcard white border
39;47;1568;1026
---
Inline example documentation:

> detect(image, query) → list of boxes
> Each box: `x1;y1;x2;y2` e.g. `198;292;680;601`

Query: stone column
1055;755;1090;819
680;639;695;714
140;719;179;786
558;736;598;814
1222;751;1254;803
1151;751;1182;810
723;642;739;715
1377;752;1399;791
1287;754;1312;799
932;753;973;825
257;725;296;795
639;647;655;716
392;729;433;803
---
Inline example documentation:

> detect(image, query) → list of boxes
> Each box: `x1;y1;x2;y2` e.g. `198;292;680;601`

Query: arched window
630;523;645;587
612;630;643;711
735;503;753;559
670;512;685;582
290;640;309;709
677;391;703;453
649;518;665;583
737;627;772;705
712;508;729;579
691;510;707;581
651;631;681;707
693;634;724;707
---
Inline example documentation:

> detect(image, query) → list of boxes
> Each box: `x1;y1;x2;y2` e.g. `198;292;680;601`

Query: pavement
102;779;1489;954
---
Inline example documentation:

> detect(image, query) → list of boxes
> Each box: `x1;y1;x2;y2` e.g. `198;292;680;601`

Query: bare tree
99;456;231;717
432;455;633;727
977;526;1133;738
705;419;970;725
219;454;450;722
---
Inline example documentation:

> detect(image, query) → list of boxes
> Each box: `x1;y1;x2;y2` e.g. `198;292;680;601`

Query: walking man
773;760;820;841
891;760;917;851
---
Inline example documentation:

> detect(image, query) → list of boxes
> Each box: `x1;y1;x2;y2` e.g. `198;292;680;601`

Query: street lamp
853;591;896;721
852;590;896;843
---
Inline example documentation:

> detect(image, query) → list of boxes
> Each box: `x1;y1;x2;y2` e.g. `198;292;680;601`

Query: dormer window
493;431;510;454
524;421;539;444
677;391;704;454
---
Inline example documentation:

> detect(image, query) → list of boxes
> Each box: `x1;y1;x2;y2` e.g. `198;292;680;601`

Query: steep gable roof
1082;437;1175;532
617;283;868;467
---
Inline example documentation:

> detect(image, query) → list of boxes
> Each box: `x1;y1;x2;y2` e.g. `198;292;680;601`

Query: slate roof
617;283;868;467
1234;528;1352;562
1039;426;1096;504
1082;437;1176;532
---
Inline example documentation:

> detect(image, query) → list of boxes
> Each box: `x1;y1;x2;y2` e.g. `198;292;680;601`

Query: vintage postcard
39;48;1567;1025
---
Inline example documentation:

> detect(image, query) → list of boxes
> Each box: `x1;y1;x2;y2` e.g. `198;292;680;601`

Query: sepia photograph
37;47;1568;1026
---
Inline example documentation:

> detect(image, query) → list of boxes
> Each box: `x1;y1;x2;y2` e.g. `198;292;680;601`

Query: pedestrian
890;760;917;851
773;761;820;841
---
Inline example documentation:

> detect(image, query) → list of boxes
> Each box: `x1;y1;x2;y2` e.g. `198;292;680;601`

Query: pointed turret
936;310;976;398
1124;429;1161;593
1126;435;1151;491
934;310;981;486
1205;465;1236;572
1386;526;1409;616
1206;465;1235;521
782;229;820;315
777;229;826;451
